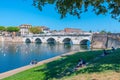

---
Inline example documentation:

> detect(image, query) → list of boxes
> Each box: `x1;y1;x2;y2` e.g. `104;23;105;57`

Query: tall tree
33;0;120;21
29;27;42;34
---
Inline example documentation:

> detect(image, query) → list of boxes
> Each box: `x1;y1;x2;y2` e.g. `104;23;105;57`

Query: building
41;26;50;33
64;28;83;34
19;24;32;36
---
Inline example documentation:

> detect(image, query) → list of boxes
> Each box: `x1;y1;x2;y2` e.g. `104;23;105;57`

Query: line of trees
0;26;20;32
0;26;20;36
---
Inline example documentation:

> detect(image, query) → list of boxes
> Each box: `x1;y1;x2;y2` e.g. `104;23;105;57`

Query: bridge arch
80;39;90;45
25;38;31;43
63;38;73;44
47;38;56;44
35;38;42;43
80;39;91;49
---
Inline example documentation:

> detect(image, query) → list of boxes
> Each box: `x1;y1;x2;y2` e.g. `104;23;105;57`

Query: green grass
3;49;120;80
63;49;120;80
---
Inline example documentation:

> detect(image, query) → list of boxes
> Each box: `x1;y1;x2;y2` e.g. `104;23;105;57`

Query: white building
19;24;32;36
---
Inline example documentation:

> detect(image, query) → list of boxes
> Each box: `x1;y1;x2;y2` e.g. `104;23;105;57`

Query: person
30;60;34;65
101;49;109;56
73;58;86;71
75;58;86;68
30;59;38;65
111;47;115;52
34;59;38;64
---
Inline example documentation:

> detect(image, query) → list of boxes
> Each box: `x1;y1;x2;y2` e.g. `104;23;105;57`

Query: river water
0;42;89;73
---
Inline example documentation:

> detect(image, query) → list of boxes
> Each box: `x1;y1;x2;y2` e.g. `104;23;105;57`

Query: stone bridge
22;34;92;45
1;33;120;49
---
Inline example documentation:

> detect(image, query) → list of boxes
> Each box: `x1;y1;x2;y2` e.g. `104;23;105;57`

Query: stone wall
0;36;3;41
107;34;120;48
1;37;23;42
91;33;120;49
91;34;108;49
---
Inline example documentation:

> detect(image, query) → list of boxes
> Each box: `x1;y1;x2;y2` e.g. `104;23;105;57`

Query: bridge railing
22;33;92;37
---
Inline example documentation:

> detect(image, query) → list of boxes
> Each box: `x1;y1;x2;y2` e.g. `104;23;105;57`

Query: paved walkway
0;51;78;80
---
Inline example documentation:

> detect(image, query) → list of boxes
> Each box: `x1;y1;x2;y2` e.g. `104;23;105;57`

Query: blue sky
0;0;120;32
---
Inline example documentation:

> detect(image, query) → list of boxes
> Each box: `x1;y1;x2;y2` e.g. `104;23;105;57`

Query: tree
0;26;6;35
33;0;120;21
0;26;6;31
107;31;111;34
7;27;20;36
29;27;43;34
100;30;107;34
89;30;92;33
7;27;20;32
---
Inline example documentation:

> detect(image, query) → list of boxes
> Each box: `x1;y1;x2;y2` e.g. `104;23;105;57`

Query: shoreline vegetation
2;48;120;80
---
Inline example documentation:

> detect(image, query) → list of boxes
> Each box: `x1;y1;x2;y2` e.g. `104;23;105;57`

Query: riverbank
0;51;78;79
2;49;120;80
2;49;104;80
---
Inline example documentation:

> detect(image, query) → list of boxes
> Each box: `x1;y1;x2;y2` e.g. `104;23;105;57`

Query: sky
0;0;120;32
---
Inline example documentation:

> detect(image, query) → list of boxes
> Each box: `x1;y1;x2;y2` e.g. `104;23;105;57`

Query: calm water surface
0;42;89;73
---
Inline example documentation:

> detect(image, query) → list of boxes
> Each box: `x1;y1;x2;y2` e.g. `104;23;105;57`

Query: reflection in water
0;42;90;73
48;41;56;45
80;45;88;50
64;43;72;48
80;40;91;50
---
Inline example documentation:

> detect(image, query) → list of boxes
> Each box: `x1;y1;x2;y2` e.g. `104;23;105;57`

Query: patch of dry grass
64;71;120;80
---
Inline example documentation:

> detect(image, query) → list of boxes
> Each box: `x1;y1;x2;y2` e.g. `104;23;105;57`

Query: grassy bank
3;49;120;80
